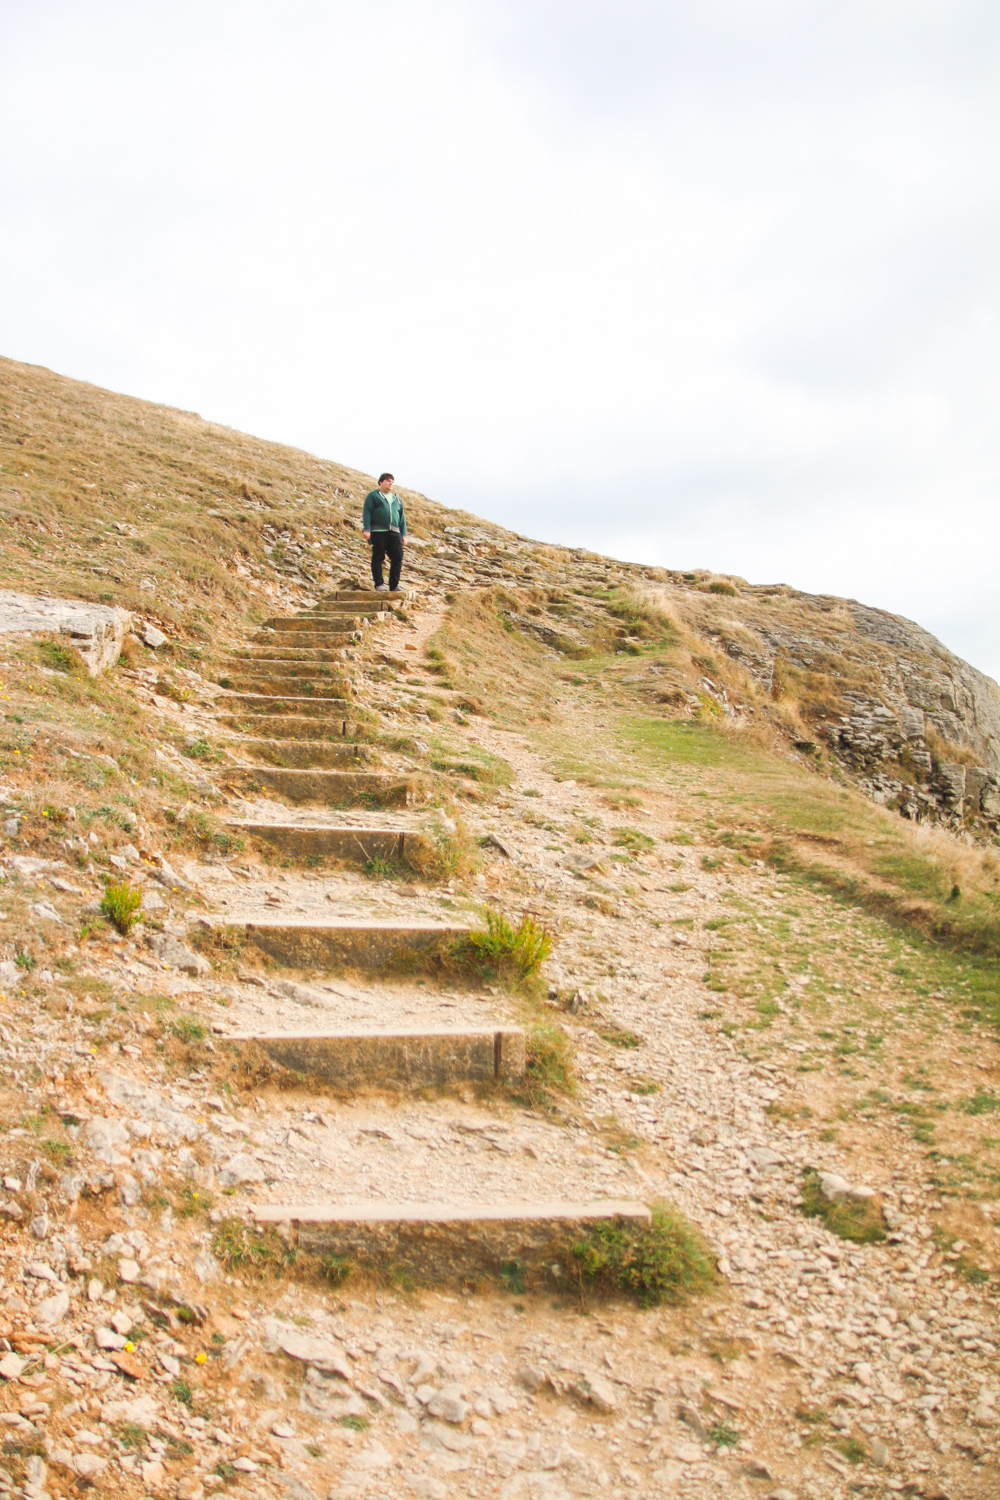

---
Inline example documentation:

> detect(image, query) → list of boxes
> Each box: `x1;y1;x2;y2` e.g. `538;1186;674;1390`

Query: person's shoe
375;583;389;592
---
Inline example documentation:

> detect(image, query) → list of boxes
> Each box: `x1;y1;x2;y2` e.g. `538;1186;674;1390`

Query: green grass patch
507;1024;576;1109
960;1091;1000;1115
707;1421;740;1447
612;825;656;851
800;1169;886;1243
572;1202;717;1307
169;1016;207;1043
212;1217;297;1276
601;1027;642;1049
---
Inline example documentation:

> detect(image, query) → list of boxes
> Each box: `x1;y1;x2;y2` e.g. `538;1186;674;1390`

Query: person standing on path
361;473;407;592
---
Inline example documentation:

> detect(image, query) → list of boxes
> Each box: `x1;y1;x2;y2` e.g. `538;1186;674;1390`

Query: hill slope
3;353;998;834
0;355;998;1500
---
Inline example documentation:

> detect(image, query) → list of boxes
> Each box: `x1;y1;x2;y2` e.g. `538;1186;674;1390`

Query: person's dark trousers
370;531;404;591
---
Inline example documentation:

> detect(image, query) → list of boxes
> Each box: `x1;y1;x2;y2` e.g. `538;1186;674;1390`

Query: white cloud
1;0;998;677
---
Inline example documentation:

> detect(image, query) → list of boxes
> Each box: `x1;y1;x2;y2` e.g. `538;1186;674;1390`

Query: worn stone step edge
221;739;376;767
222;1026;525;1085
220;696;355;716
226;824;412;861
250;632;359;646
215;715;361;738
231;647;356;661
222;678;354;697
253;1200;651;1283
202;917;468;970
219;660;353;675
230;767;411;807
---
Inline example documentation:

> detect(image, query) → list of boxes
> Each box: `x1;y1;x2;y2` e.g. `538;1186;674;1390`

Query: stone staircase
201;586;645;1287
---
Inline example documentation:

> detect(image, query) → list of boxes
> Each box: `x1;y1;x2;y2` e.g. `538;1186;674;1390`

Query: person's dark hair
378;472;394;485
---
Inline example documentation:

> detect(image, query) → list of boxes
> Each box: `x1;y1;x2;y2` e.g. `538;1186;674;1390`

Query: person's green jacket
362;490;407;536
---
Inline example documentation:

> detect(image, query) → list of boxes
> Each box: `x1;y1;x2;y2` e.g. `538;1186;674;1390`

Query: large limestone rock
0;589;130;674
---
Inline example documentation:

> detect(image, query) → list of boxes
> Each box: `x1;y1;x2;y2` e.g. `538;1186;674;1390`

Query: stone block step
317;589;409;603
227;822;412;862
223;1026;525;1088
222;695;354;718
222;676;353;698
254;1200;651;1283
225;739;376;768
251;636;369;653
231;767;410;805
216;917;467;970
230;647;354;663
217;714;358;739
220;660;350;680
250;630;358;648
264;613;380;630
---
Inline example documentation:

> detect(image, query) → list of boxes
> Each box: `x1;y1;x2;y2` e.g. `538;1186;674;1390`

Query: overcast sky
2;1;999;678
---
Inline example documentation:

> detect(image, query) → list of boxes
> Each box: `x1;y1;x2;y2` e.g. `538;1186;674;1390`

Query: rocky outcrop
0;589;131;674
660;580;1000;833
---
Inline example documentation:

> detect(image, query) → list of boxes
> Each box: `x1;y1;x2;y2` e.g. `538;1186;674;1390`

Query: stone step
222;695;354;718
221;675;353;698
229;647;354;663
219;659;351;679
250;634;369;652
317;589;409;603
227;821;412;862
225;739;376;768
217;713;358;738
222;1026;525;1088
253;1200;651;1284
264;613;381;629
212;917;467;970
231;767;410;805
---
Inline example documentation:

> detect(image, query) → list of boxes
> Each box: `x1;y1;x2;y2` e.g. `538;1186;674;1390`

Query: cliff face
658;577;1000;831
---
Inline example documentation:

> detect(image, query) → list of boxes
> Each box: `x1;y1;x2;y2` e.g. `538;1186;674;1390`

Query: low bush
100;880;143;935
572;1203;717;1307
464;910;551;981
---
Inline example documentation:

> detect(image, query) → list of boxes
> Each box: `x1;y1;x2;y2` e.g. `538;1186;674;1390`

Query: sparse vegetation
212;1217;297;1275
462;910;552;982
100;879;143;935
572;1203;717;1307
800;1170;886;1244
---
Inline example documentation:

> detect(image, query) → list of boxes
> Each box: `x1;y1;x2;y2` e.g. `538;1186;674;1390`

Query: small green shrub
500;1259;527;1294
320;1254;352;1286
800;1169;886;1243
170;1016;207;1043
212;1217;296;1275
508;1024;576;1108
338;1415;368;1432
14;950;36;972
115;1421;147;1450
183;738;220;761
37;638;78;673
707;1422;740;1447
100;880;143;935
464;910;552;981
572;1203;717;1307
707;581;737;596
170;1378;192;1406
